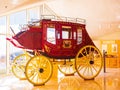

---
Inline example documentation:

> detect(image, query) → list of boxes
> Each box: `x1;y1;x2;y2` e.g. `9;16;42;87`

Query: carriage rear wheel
58;59;76;75
12;54;31;79
75;45;103;79
25;55;53;86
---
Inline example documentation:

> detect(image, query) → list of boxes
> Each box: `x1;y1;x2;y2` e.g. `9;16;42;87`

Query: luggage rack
40;15;86;24
27;15;86;26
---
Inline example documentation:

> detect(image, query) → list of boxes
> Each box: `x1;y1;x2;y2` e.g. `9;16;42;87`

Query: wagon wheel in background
12;54;31;80
75;45;103;80
58;59;76;76
25;55;53;86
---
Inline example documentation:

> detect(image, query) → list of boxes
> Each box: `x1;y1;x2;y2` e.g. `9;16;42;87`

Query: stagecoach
7;15;103;86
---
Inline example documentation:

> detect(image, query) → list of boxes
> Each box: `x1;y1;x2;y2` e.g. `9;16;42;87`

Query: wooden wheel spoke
15;65;23;71
28;70;35;78
91;65;98;72
84;48;88;55
29;72;38;81
86;65;91;75
80;52;86;57
41;59;48;68
77;58;86;65
87;66;90;75
36;73;42;83
89;46;92;52
63;66;67;73
36;74;39;83
93;63;101;67
35;57;43;68
94;57;101;62
18;65;25;71
68;66;72;73
83;65;88;75
94;59;101;65
38;73;44;83
38;57;48;68
90;65;93;75
78;64;87;72
30;61;38;69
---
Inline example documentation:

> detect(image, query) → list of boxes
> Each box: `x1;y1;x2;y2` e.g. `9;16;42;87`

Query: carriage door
61;26;73;49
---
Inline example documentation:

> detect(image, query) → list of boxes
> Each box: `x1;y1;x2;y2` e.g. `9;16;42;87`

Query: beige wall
46;0;120;40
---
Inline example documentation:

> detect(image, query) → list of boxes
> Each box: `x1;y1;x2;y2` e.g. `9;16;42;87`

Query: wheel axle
39;68;44;73
89;60;94;64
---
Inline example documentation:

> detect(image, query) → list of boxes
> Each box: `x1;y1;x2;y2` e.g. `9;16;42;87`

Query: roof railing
41;15;86;24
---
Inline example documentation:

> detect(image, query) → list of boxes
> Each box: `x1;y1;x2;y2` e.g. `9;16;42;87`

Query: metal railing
41;15;86;24
26;15;86;28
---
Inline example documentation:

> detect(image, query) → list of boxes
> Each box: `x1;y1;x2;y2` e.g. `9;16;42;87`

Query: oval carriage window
77;27;82;44
47;27;56;44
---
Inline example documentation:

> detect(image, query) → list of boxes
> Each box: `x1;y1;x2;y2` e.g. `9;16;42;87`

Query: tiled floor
0;68;120;90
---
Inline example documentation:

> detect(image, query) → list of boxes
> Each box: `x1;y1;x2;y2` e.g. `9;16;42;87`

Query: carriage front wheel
25;55;53;86
75;45;103;80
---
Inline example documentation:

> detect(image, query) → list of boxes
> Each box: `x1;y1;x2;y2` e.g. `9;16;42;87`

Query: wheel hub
89;60;94;64
39;68;44;73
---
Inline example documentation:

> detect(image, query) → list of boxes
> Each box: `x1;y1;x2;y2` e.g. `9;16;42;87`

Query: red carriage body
7;16;102;86
7;16;95;59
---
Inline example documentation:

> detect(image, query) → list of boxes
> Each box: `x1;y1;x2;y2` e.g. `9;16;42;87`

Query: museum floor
0;68;120;90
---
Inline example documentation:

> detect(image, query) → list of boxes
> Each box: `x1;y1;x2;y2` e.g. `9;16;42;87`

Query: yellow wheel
58;59;76;75
75;45;103;79
25;55;53;86
12;54;31;79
